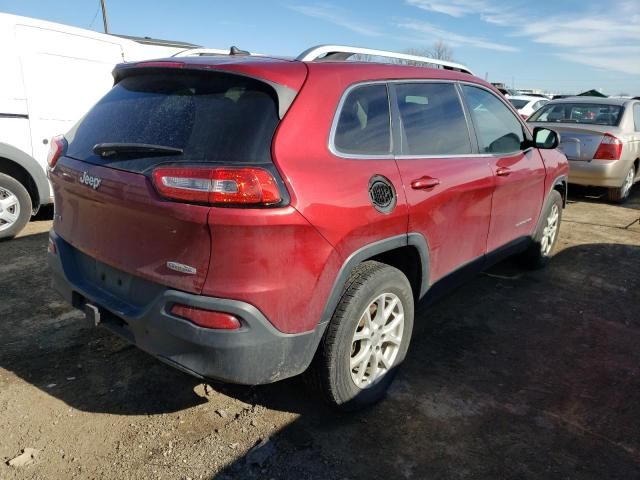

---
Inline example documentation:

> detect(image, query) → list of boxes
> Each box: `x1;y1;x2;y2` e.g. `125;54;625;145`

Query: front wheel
607;166;635;203
0;173;32;241
306;261;414;410
519;190;563;269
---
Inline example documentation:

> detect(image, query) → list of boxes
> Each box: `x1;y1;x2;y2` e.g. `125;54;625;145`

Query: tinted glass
334;84;391;155
634;104;640;131
395;83;471;156
533;100;547;111
528;102;623;126
462;85;524;154
509;99;529;109
66;71;279;173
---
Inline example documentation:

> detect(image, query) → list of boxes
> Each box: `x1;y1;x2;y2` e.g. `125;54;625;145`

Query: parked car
508;95;549;120
47;45;568;409
0;13;198;239
528;96;640;202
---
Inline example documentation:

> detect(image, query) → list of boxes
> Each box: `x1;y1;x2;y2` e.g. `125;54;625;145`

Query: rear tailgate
51;157;211;294
50;65;301;295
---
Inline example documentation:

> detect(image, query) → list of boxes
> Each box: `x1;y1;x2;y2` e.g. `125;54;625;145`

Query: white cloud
397;20;518;52
556;52;640;76
406;0;489;18
405;0;640;77
288;4;381;37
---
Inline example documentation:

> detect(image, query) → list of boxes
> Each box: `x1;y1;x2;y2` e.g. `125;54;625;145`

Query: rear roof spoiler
111;60;297;119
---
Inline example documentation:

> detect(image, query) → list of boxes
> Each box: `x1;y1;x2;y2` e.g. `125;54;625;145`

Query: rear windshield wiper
93;143;183;157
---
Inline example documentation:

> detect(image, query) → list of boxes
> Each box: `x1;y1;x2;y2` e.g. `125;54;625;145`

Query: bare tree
402;41;455;66
349;40;455;66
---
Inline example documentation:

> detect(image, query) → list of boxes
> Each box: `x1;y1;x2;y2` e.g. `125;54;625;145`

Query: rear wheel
306;261;414;410
520;190;563;269
607;166;635;203
0;173;32;241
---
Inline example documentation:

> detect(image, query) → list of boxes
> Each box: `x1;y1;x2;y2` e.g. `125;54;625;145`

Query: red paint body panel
272;64;410;261
50;158;212;294
486;149;547;251
202;206;337;334
395;157;494;282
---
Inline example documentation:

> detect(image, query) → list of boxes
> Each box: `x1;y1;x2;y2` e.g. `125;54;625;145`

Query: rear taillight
151;167;282;206
47;135;67;169
170;304;241;330
594;134;623;160
520;113;529;121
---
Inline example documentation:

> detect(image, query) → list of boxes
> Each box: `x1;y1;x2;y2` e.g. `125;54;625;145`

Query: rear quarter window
65;71;280;172
333;84;391;156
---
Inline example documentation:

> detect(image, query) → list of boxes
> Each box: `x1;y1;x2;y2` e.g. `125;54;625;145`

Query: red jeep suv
48;45;568;409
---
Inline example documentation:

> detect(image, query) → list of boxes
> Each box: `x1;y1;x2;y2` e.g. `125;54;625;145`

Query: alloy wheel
350;292;404;388
540;203;559;257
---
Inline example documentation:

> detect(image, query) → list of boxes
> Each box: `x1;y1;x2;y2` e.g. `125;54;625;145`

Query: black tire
519;190;563;269
0;173;32;241
305;261;414;410
607;166;635;204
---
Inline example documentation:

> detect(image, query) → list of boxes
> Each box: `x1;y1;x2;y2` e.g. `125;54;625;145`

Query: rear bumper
48;232;326;385
568;158;633;188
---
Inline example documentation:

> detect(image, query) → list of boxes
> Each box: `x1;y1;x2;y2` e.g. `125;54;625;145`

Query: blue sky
1;0;639;95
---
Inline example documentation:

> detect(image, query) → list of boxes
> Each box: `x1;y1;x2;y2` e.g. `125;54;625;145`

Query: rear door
52;70;282;294
460;85;546;252
392;82;495;282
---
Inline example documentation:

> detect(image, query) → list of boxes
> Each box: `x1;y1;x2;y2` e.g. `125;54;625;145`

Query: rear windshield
508;99;529;109
65;71;279;172
528;102;623;126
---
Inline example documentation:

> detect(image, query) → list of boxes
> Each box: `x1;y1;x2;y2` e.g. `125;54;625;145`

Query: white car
0;13;200;239
508;95;549;121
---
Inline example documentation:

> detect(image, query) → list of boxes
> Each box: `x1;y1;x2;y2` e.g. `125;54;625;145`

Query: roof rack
296;44;474;75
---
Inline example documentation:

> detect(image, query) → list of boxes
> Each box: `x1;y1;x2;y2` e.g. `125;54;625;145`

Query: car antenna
229;46;250;56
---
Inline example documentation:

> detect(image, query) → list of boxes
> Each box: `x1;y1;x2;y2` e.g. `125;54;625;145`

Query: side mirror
533;127;560;149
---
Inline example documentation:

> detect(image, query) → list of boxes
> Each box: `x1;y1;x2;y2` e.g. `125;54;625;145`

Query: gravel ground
0;188;639;480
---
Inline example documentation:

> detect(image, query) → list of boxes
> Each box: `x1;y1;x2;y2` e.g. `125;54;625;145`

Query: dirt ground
1;187;639;480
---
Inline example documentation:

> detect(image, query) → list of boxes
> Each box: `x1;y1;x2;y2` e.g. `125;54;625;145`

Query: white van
0;13;199;239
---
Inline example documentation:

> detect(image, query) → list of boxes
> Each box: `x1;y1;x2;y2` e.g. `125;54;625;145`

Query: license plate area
94;262;133;298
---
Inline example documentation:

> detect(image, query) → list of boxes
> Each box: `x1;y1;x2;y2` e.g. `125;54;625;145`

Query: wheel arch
552;174;568;207
0;143;50;210
319;234;430;325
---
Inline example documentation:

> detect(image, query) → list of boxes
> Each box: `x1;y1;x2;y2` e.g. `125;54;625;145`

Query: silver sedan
528;96;640;202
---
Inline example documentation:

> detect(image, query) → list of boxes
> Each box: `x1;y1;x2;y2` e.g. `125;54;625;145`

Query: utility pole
100;0;110;34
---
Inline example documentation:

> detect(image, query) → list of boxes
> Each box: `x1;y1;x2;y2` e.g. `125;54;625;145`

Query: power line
88;0;100;29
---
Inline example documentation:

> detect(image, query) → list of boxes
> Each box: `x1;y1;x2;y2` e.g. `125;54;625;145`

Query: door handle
411;176;440;190
496;167;511;177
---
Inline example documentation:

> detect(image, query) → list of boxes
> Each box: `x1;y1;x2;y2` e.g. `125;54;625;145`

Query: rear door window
395;83;472;156
65;71;280;173
333;84;391;156
462;85;525;154
634;103;640;131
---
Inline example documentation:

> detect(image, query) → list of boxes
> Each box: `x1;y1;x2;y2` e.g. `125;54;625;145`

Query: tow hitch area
84;303;101;327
